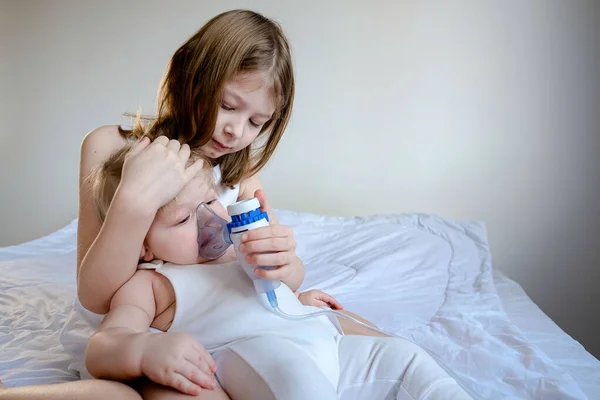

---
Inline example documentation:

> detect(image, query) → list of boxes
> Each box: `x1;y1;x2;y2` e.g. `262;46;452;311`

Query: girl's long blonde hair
121;9;294;187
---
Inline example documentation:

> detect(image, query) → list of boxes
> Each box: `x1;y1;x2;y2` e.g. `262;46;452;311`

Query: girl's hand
140;332;217;396
237;189;305;291
119;136;205;214
297;290;344;310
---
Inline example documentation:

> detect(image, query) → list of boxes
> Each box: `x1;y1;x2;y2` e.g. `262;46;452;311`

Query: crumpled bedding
0;212;594;399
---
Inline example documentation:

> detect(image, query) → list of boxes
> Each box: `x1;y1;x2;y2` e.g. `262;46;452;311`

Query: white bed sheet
493;270;600;399
0;212;598;399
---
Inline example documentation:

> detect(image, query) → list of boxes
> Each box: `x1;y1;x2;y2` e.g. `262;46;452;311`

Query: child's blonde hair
91;144;213;223
120;9;294;188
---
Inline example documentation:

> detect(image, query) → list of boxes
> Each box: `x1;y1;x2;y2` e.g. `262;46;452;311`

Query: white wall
0;1;15;183
0;0;598;357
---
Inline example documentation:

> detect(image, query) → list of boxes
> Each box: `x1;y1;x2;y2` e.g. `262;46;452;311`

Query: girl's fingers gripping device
196;198;281;293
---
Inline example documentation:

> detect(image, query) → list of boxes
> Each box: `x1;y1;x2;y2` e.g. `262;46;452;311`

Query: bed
1;210;599;399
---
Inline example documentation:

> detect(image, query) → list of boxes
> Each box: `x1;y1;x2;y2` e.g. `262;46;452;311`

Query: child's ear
139;243;154;262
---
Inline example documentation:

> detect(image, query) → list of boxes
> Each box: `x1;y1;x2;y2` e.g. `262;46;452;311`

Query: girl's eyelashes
221;102;262;128
206;199;217;205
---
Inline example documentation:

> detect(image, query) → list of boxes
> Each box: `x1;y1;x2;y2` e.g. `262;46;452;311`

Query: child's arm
85;270;157;380
76;129;151;314
297;289;343;310
86;270;217;396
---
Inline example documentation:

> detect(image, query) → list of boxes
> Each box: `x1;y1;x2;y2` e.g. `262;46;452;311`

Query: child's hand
297;290;344;310
140;332;217;396
119;136;205;214
237;189;302;286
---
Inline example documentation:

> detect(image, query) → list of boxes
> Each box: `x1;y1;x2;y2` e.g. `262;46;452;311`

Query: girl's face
199;72;276;159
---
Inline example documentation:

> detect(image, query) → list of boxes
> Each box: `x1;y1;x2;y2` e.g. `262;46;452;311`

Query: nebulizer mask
196;202;232;261
196;198;481;399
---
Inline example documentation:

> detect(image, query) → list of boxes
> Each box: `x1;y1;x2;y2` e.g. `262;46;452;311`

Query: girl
75;9;300;317
57;8;318;399
10;8;299;399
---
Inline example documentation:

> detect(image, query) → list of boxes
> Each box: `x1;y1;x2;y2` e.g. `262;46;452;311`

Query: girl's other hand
119;136;205;214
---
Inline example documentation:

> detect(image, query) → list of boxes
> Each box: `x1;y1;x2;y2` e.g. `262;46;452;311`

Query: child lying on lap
86;145;350;398
83;144;471;400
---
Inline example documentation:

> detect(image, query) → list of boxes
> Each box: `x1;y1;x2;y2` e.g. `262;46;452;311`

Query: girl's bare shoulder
80;125;130;171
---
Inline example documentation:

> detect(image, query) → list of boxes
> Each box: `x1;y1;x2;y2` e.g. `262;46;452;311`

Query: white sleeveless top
146;260;342;386
212;164;240;207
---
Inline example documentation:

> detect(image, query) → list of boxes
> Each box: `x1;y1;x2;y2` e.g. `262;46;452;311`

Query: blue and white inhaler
226;198;281;294
196;198;280;294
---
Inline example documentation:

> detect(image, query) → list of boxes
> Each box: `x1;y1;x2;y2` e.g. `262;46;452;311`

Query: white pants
214;335;472;400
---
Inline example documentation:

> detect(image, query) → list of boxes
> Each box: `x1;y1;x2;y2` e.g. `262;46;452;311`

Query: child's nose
224;117;244;139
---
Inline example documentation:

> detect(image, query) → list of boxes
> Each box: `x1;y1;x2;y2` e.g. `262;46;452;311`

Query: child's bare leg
336;310;389;337
0;379;141;400
136;378;230;400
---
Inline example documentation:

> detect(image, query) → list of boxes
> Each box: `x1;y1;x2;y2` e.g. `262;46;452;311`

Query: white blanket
281;211;587;399
0;212;589;399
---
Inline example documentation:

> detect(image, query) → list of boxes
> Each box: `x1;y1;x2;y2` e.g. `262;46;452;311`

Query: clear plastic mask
196;202;232;260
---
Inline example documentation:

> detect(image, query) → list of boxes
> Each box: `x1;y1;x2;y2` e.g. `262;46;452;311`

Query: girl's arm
238;173;278;223
76;127;155;314
77;128;204;314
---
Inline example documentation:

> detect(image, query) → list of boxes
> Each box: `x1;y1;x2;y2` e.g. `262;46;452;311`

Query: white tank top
147;260;342;385
212;164;240;207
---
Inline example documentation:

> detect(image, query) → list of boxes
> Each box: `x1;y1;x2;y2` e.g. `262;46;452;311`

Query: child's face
199;71;276;159
144;173;231;265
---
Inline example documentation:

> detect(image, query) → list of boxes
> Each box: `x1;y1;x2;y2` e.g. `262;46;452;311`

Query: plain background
0;1;598;357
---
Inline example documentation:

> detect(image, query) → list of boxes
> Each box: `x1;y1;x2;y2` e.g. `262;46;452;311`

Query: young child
83;144;473;400
84;144;345;398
